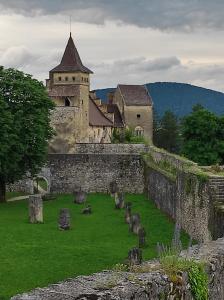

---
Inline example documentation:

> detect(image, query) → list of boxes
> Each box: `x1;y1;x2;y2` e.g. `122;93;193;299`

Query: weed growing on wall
188;263;208;300
159;249;208;300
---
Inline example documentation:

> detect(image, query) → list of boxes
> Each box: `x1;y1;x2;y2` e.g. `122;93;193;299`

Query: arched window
65;97;71;107
135;126;144;136
72;77;76;82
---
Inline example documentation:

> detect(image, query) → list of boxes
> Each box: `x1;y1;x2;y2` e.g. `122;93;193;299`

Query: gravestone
129;213;141;234
58;208;70;230
109;181;118;196
28;194;43;223
125;202;132;209
74;191;87;204
82;205;92;214
125;206;132;224
42;193;56;201
115;193;125;209
138;227;146;248
128;247;142;265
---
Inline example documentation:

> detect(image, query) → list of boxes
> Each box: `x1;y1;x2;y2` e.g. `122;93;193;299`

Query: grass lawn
6;192;27;200
0;193;190;299
37;178;48;191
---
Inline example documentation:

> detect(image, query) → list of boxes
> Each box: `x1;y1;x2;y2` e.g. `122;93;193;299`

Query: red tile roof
50;35;93;74
89;97;113;127
118;84;152;106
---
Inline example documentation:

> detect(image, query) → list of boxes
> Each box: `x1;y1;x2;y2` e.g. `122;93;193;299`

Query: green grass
37;179;48;191
6;191;27;200
0;193;190;299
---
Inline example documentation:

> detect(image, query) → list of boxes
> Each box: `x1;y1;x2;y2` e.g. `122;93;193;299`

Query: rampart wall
144;145;224;242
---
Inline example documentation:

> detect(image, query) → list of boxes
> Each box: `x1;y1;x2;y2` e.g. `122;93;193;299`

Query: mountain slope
95;82;224;117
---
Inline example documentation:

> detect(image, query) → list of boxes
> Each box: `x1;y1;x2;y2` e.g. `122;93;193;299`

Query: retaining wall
11;238;224;300
144;146;224;242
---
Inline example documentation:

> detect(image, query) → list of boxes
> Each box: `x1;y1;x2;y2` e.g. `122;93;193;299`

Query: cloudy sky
0;0;224;91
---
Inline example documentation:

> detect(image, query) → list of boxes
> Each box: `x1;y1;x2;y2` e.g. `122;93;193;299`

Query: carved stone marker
29;194;43;223
82;205;92;215
115;193;125;209
129;213;141;234
58;208;70;230
128;247;142;265
138;227;146;248
42;193;56;201
109;181;118;196
74;191;87;204
125;206;132;224
125;202;132;209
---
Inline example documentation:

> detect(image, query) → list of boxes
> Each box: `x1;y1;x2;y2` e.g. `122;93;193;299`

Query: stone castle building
47;34;153;153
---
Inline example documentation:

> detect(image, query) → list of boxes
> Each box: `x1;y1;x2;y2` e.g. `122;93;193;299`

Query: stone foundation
11;238;224;300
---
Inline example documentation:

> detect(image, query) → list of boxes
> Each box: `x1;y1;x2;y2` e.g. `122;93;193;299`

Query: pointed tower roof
50;34;93;74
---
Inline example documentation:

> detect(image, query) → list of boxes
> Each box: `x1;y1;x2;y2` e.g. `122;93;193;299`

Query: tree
153;110;180;153
181;105;224;165
111;127;145;144
0;67;54;202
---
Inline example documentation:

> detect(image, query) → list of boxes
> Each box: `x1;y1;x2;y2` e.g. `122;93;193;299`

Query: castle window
58;76;61;81
81;100;84;105
65;76;68;81
72;77;76;81
65;97;71;107
137;114;141;119
135;126;144;136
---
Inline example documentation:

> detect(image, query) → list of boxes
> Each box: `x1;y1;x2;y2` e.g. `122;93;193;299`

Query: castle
47;34;153;153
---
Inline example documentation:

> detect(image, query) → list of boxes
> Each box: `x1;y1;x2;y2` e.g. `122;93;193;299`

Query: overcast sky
0;0;224;91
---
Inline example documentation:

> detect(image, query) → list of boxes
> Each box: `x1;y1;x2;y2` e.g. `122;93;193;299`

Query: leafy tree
0;67;54;202
111;127;146;144
153;110;180;153
181;105;224;165
153;109;161;145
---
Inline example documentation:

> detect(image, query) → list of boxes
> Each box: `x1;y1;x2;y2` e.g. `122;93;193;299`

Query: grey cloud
90;56;224;92
0;46;34;68
0;1;224;31
92;56;181;75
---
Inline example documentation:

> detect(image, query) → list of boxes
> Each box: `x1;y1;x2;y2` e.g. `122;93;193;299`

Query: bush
111;128;146;144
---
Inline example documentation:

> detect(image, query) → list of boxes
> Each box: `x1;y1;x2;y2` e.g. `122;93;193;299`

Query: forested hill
95;82;224;117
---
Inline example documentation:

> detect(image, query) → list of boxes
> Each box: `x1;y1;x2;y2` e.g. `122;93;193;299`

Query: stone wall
11;238;224;300
144;146;224;242
73;143;148;154
7;144;146;195
7;177;34;194
49;152;144;194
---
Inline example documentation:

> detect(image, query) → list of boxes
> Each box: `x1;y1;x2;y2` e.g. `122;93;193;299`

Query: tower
47;34;93;152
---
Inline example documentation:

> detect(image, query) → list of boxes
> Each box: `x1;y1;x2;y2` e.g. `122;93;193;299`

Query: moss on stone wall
142;146;210;187
142;153;177;182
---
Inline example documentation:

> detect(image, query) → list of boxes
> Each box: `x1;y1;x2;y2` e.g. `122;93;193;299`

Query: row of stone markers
28;191;91;229
109;181;146;265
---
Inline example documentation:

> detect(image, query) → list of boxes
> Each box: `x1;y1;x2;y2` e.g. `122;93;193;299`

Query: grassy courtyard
0;193;190;299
